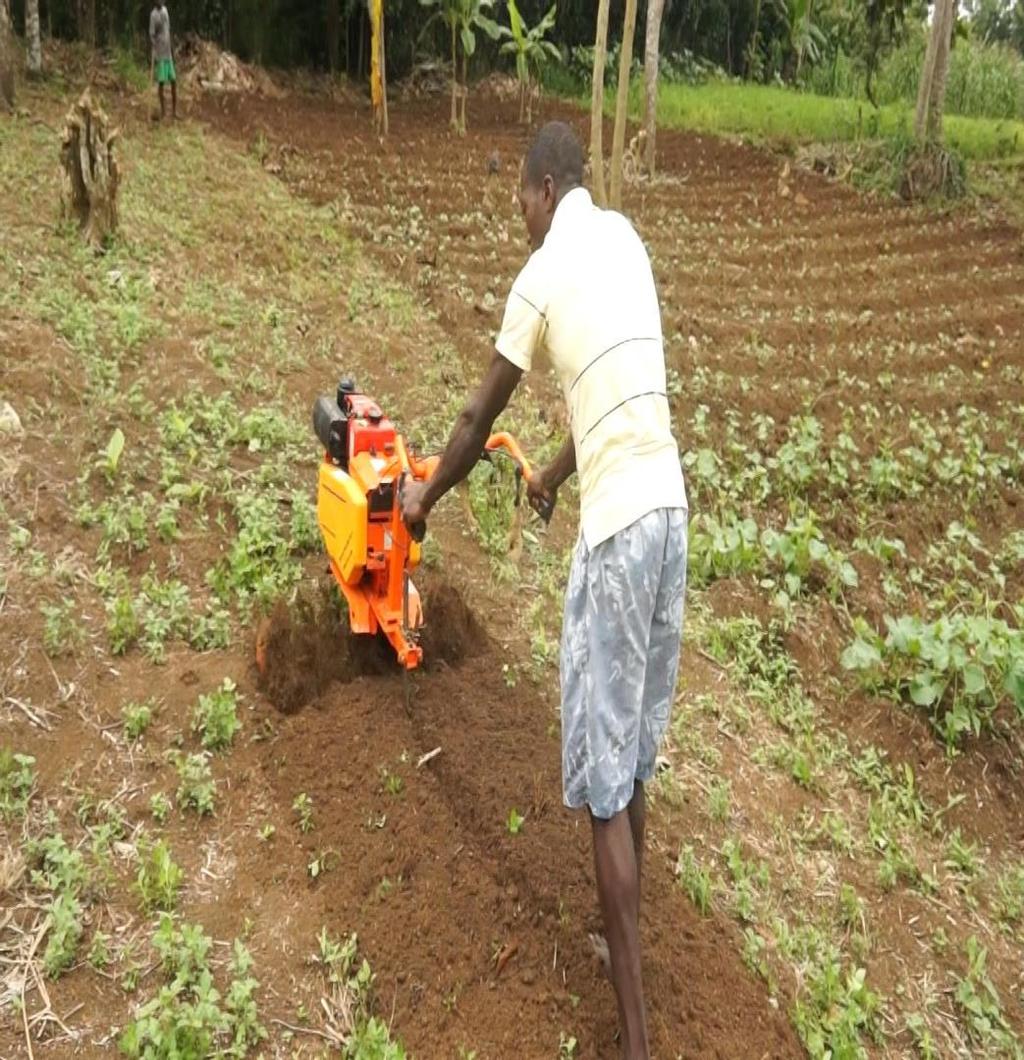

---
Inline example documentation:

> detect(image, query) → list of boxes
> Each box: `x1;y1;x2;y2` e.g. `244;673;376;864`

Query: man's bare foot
589;931;612;981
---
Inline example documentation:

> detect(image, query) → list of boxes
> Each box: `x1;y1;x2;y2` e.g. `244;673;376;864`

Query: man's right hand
527;468;556;522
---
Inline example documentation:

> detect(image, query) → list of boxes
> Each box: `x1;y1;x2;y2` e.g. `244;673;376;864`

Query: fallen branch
416;747;442;769
21;915;50;1060
3;696;54;731
269;1018;335;1042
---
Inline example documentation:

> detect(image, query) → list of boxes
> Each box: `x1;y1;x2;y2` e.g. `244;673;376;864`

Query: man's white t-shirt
495;186;687;548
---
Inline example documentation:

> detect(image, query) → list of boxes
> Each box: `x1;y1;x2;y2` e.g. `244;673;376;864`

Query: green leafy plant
707;779;732;822
953;936;1022;1055
293;792;315;833
98;427;126;483
380;767;404;797
138;574;193;663
76;490;153;559
0;749;36;818
313;929;406;1058
842;611;1024;748
495;0;560;123
44;892;84;978
107;592;140;655
419;0;502;134
761;513;858;601
944;828;980;880
123;700;154;742
120;916;265;1058
206;489;307;612
687;512;761;587
792;956;880;1060
722;838;768;925
89;930;112;970
191;679;241;752
173;753;216;815
676;845;713;914
42;599;82;657
136;839;184;912
29;831;89;895
506;808;525;835
150;792;172;824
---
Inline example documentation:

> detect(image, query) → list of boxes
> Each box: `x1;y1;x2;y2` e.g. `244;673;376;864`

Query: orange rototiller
284;377;547;672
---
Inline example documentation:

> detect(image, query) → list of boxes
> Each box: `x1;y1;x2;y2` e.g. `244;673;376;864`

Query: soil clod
417;574;487;669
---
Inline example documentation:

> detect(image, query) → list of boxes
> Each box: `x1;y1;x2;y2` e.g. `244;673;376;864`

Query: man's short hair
524;121;584;192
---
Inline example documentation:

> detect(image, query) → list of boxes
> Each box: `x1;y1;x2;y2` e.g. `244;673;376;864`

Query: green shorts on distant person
155;58;176;84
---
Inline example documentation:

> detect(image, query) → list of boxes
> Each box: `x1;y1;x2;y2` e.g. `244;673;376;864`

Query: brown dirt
417;572;488;670
255;640;801;1059
4;70;1024;1059
255;585;377;713
222;84;1022;846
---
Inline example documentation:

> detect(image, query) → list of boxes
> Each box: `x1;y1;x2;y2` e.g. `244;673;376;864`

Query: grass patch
638;82;1024;162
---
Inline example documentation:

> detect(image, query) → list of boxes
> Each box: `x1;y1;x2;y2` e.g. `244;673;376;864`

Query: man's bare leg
627;779;645;907
591;807;650;1060
158;82;165;119
591;779;646;973
171;80;177;119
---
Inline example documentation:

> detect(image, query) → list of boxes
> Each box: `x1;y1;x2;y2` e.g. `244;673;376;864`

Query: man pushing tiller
401;122;688;1059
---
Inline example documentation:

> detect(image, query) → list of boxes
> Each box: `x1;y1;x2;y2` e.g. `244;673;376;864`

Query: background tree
589;0;610;207
863;0;917;105
326;0;340;73
76;0;95;46
642;0;666;175
915;0;956;142
371;0;388;135
25;0;40;75
420;0;501;134
774;0;826;80
608;0;638;210
495;0;559;124
0;0;13;108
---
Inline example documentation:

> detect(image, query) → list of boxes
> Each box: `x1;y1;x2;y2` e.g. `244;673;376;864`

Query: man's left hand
400;479;432;540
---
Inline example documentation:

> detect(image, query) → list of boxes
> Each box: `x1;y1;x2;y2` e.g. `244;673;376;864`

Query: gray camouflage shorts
560;507;688;820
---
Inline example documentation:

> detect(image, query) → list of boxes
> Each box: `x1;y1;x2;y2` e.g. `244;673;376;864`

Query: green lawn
640;81;1024;162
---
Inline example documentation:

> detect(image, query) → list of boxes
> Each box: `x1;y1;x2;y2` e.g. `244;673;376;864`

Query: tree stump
59;89;120;248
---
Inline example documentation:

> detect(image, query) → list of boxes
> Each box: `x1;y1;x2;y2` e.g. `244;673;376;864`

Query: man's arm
544;435;576;490
526;434;575;518
401;351;522;527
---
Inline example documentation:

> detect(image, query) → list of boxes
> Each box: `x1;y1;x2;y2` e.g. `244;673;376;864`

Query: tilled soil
250;627;801;1058
4;74;1023;1059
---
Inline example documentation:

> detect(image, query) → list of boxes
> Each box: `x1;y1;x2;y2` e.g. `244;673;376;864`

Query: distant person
150;1;177;120
401;121;687;1060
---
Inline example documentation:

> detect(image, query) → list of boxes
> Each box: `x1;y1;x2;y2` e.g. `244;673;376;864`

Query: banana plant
420;0;502;134
773;0;827;81
496;0;561;123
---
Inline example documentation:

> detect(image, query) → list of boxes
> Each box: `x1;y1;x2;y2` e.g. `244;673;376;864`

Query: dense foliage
6;0;1024;117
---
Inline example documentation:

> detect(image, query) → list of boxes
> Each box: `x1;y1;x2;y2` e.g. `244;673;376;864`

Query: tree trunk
450;20;458;129
642;0;665;176
608;0;638;211
459;45;468;134
746;0;763;80
60;89;121;249
0;0;14;109
795;0;813;80
589;0;610;207
915;0;955;143
77;0;96;46
370;0;387;136
356;5;365;78
25;0;41;75
326;0;339;73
